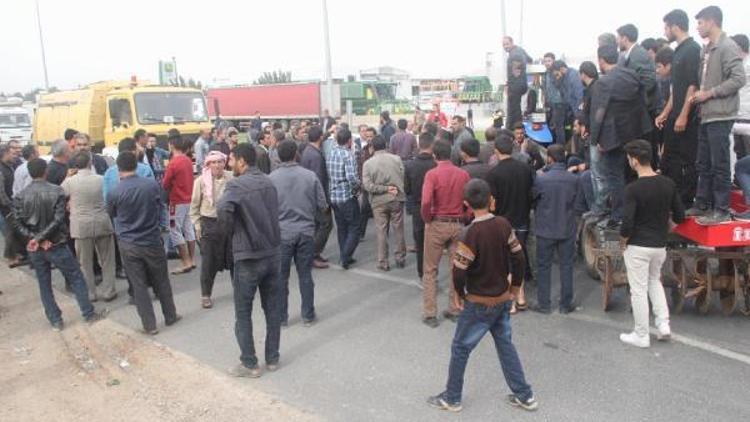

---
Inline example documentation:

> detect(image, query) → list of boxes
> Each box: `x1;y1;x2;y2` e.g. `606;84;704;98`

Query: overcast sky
1;0;748;93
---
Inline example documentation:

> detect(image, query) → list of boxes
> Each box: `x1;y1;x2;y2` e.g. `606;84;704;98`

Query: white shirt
12;161;30;197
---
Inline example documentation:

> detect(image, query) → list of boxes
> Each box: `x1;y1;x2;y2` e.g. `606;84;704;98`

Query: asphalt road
8;213;750;421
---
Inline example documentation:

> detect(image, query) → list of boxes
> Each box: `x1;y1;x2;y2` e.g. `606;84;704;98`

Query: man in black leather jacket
12;158;105;331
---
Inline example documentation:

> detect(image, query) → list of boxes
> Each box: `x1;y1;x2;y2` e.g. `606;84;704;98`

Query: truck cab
0;98;33;144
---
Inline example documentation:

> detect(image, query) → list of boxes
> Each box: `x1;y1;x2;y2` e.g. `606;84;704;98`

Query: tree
187;78;196;88
178;76;186;87
254;70;292;85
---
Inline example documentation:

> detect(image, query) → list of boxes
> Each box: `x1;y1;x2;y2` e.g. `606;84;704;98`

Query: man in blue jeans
270;140;327;327
12;158;105;331
327;128;361;269
530;145;580;314
218;143;282;379
685;6;746;225
428;179;537;413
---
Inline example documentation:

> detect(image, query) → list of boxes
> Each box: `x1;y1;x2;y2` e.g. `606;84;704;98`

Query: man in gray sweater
270;141;327;327
686;6;746;225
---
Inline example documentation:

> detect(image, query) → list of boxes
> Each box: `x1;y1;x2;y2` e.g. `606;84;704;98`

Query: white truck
0;97;33;144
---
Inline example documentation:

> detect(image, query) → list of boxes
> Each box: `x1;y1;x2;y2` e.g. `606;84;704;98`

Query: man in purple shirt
388;119;418;161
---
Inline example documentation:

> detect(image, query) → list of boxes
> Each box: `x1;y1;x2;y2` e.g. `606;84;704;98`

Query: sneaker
559;302;581;314
685;206;709;217
85;309;108;324
508;394;538;411
422;317;439;328
51;320;64;332
656;324;671;342
619;331;650;348
302;318;316;327
427;393;462;412
229;364;262;378
734;210;750;222
142;327;159;336
696;211;732;226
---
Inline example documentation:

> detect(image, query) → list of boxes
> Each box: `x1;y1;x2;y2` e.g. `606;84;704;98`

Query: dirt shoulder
0;265;318;422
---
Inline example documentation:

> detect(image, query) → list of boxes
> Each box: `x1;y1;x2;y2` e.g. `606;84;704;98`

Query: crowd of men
0;4;747;415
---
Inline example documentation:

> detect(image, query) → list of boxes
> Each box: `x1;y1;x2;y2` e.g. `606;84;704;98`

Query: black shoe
735;210;750;222
165;315;182;326
697;210;732;225
85;309;108;324
422;317;439;328
685;205;709;217
51;320;65;332
427;393;462;412
116;270;127;279
442;310;459;323
103;293;118;303
528;304;551;315
508;394;539;411
395;260;406;269
559;303;581;314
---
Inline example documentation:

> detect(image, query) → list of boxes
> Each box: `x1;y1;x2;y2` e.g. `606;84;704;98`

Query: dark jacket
462;161;491;180
590;66;652;152
621;44;658;111
92;154;109;176
0;160;14;203
300;143;329;201
107;175;163;247
532;163;579;240
404;152;436;213
380;121;396;146
217;167;280;261
256;145;272;175
11;180;68;244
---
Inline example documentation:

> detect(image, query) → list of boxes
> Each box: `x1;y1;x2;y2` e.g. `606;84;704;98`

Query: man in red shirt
420;140;471;327
428;103;448;129
163;135;196;274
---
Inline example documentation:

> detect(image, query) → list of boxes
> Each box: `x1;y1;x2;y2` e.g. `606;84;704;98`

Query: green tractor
340;81;413;115
458;76;493;103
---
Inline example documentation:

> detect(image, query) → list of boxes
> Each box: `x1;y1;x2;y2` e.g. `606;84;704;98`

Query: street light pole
322;0;335;114
35;0;50;90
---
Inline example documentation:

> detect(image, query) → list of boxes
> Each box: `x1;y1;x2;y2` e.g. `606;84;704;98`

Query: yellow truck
33;80;211;153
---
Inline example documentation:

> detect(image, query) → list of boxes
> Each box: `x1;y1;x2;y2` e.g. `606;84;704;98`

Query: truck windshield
0;113;31;128
134;92;208;124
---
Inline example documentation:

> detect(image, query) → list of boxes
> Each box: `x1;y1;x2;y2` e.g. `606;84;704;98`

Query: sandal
170;267;193;275
201;297;213;309
515;301;528;311
510;302;518;315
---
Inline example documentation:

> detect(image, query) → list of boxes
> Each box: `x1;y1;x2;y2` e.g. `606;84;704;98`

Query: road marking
331;265;750;366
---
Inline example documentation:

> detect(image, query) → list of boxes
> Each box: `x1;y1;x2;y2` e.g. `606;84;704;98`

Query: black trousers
661;118;699;207
199;217;233;297
507;92;524;129
119;240;177;331
412;210;425;279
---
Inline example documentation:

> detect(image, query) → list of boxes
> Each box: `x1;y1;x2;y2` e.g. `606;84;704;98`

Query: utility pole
35;0;50;90
500;0;508;87
322;0;335;114
519;0;524;46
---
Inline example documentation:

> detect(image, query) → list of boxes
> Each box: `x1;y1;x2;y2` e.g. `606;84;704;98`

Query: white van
0;97;33;144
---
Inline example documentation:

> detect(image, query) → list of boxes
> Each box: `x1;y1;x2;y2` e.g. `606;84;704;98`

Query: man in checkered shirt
326;128;361;269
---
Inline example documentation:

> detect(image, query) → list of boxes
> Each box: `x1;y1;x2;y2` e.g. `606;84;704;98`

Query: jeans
624;246;669;337
695;120;734;212
550;103;567;145
735;156;750;205
444;301;533;404
589;144;604;215
279;233;316;323
331;198;361;265
233;256;282;368
29;243;95;324
598;146;626;221
535;235;575;311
